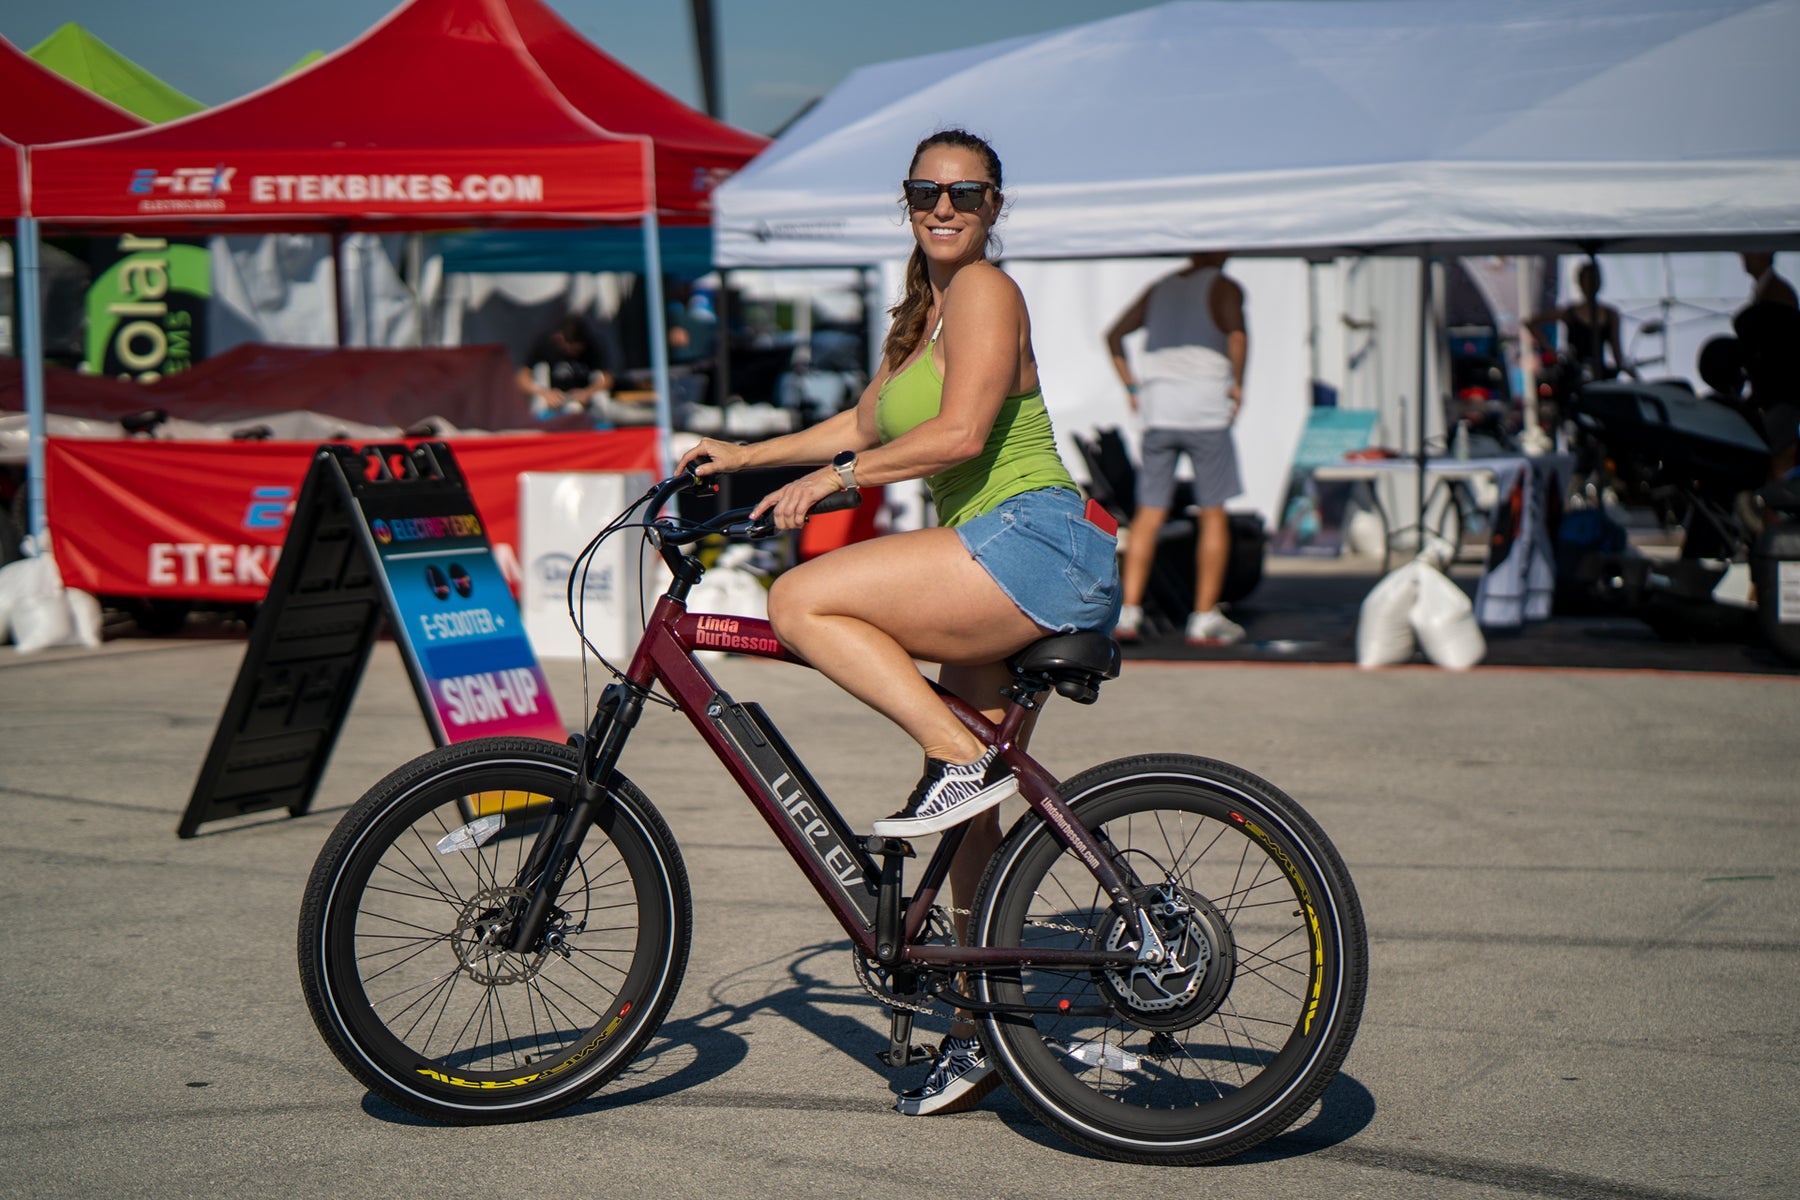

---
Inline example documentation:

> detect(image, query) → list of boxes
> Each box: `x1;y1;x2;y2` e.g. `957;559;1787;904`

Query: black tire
298;737;691;1123
970;755;1366;1165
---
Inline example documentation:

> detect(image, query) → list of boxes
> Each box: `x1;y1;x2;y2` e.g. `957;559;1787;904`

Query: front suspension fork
509;683;644;953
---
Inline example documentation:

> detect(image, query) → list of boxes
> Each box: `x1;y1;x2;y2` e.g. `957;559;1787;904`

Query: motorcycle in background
1562;303;1800;664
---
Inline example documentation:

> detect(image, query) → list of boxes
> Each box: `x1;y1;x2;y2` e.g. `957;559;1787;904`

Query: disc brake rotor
450;885;547;985
1098;881;1236;1031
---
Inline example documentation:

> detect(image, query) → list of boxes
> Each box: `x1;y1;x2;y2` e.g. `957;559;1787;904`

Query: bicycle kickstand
881;1006;936;1069
870;834;937;1069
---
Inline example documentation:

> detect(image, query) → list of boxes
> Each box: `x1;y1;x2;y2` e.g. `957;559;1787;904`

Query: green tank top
875;335;1076;527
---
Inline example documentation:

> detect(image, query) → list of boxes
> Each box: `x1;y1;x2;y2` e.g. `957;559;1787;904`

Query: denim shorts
955;487;1123;634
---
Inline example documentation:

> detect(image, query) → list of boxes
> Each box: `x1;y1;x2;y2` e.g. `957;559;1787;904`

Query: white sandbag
7;552;73;653
3;544;101;653
0;545;44;642
66;589;104;649
0;560;22;643
1411;562;1486;670
1355;560;1422;668
1414;531;1457;572
1344;508;1387;559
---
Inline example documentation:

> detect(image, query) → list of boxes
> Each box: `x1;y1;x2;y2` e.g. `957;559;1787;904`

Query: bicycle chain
850;907;1107;1016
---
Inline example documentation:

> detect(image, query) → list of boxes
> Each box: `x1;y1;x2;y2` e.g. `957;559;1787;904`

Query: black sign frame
179;441;552;838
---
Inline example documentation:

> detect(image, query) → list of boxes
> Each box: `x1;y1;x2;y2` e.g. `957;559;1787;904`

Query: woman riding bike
677;128;1121;1115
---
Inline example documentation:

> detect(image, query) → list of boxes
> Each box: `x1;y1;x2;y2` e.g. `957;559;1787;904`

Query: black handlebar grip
730;489;863;540
683;454;718;495
810;488;863;515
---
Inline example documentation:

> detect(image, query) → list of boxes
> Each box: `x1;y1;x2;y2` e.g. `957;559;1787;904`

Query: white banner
518;471;661;662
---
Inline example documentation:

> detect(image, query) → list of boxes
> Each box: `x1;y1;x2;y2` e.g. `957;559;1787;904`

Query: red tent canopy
26;0;767;231
511;0;768;216
0;35;146;218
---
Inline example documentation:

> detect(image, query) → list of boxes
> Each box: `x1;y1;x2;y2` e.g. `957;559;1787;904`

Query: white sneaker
871;748;1017;839
895;1034;998;1116
1185;608;1245;646
1113;604;1143;643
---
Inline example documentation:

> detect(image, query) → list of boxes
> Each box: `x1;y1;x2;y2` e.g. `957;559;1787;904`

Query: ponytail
881;245;932;372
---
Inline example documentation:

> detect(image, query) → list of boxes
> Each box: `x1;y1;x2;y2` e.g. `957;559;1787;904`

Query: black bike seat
1008;632;1121;704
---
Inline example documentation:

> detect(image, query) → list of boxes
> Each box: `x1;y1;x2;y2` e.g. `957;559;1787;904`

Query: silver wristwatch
832;450;858;490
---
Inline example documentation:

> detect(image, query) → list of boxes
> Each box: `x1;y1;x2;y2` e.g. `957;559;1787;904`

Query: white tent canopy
715;0;1800;267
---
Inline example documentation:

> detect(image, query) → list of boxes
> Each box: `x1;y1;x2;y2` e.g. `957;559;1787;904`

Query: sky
0;0;1167;136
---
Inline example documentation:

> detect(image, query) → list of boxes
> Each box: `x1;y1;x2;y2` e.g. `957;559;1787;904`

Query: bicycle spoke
974;760;1363;1162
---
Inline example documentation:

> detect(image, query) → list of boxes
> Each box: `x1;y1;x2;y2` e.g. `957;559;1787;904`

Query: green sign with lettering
84;235;210;382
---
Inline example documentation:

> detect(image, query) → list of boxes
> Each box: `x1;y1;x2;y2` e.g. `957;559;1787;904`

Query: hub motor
1098;881;1235;1031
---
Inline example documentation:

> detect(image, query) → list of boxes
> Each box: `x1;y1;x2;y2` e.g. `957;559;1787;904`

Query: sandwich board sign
179;441;564;837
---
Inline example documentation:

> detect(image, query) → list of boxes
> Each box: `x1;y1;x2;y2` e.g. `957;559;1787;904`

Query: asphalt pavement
2;631;1795;1199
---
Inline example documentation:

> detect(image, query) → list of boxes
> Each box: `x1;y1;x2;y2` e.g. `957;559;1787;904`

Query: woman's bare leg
770;531;1051;1043
766;527;1045;765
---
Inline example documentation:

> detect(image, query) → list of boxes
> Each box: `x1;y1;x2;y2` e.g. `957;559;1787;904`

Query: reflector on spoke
435;814;504;855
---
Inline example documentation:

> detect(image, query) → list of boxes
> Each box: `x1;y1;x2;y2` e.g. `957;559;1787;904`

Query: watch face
833;451;856;468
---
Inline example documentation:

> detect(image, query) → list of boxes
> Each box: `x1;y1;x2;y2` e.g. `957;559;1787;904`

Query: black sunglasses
902;179;994;213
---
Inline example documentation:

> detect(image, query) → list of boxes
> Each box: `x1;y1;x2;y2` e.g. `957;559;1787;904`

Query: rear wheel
298;737;690;1122
971;755;1366;1165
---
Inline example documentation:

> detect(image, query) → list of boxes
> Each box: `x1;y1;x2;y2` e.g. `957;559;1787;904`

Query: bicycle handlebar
646;460;863;548
656;488;862;546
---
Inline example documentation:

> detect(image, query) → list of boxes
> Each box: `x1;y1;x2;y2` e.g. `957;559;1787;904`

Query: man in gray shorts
1104;251;1248;645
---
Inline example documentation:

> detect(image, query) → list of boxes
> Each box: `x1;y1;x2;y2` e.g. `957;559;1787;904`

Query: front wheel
970;755;1367;1165
298;737;691;1122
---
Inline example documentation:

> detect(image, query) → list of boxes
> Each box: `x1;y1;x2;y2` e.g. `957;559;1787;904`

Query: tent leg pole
713;268;731;409
1415;251;1432;541
19;216;49;546
642;213;674;478
331;227;348;348
1516;256;1550;455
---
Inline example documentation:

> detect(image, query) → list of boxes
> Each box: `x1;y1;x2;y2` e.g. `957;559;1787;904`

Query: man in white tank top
1104;252;1248;645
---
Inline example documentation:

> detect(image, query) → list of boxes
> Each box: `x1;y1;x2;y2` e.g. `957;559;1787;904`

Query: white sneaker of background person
1185;607;1244;646
1113;603;1143;643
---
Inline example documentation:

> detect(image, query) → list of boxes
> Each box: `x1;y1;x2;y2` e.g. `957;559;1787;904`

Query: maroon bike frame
615;589;1145;973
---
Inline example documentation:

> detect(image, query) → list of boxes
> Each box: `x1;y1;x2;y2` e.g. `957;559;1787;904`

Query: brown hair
880;129;1004;371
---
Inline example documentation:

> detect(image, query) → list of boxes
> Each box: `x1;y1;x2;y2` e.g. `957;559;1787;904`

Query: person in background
1105;251;1248;646
1741;251;1798;311
1525;260;1635;383
518;314;615;417
667;285;719;365
1735;253;1800;478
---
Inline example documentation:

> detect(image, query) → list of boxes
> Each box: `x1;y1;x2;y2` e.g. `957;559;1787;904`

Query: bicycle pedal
864;835;915;858
874;1043;937;1069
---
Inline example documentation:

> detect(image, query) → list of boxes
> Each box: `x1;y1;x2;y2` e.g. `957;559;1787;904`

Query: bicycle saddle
1008;631;1122;705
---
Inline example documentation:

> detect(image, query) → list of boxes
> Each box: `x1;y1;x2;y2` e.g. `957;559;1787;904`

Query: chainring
851;906;957;1015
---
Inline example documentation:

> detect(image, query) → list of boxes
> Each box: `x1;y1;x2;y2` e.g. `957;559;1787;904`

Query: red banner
45;430;659;602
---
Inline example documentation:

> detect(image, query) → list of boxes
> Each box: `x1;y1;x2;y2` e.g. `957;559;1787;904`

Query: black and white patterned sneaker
895;1034;999;1116
871;748;1017;839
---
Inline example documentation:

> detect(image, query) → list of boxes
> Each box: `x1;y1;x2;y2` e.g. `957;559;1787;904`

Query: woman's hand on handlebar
675;437;753;481
752;469;846;531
